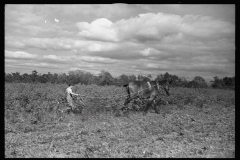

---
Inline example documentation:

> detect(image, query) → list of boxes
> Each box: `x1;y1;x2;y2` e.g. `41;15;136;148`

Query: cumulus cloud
5;36;118;53
42;54;117;65
76;18;118;41
140;47;160;56
5;50;38;59
115;12;235;43
74;12;234;49
146;63;159;68
5;5;235;79
135;59;229;76
43;55;66;61
22;62;62;69
5;59;17;63
80;56;117;64
5;5;75;38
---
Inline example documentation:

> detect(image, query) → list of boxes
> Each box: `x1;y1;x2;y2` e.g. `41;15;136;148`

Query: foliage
5;83;235;158
211;76;235;89
5;69;234;90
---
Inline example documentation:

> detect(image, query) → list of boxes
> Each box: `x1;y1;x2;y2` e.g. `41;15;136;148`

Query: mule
121;80;171;115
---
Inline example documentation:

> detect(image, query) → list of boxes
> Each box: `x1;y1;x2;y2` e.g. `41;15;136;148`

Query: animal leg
153;102;160;114
150;99;160;114
143;100;153;115
124;98;130;106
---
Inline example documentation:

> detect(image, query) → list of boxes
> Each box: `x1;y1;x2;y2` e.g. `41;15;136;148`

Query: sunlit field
5;83;235;158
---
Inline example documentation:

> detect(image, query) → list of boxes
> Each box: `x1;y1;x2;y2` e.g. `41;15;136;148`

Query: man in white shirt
66;84;86;111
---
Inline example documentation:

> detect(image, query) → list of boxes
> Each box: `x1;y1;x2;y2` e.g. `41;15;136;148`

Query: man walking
66;84;79;111
66;83;87;112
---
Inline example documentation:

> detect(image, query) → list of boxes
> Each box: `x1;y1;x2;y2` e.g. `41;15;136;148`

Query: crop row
5;83;235;128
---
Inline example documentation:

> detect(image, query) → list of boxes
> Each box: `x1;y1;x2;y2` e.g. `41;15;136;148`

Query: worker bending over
66;84;87;111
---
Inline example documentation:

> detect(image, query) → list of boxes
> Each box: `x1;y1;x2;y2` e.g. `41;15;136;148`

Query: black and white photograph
5;4;235;158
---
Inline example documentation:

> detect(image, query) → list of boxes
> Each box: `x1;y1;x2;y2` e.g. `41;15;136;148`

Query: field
5;83;235;158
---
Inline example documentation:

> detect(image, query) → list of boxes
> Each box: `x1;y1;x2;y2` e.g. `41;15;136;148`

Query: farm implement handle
77;94;88;107
77;84;167;99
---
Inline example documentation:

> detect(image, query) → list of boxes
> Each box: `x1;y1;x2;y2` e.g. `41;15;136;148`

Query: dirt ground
5;102;235;158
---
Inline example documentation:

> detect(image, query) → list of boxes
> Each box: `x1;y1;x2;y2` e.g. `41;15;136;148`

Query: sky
5;4;235;81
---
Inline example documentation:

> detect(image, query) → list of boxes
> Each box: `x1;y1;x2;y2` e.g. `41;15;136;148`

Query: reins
76;83;167;99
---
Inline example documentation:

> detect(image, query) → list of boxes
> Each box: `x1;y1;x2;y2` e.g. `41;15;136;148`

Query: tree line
5;69;235;90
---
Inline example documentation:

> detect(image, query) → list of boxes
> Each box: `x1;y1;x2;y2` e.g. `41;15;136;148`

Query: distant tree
116;74;129;86
74;69;85;83
5;73;13;82
163;72;170;80
57;73;68;83
155;74;164;81
98;70;115;86
128;74;136;81
211;76;224;89
193;76;205;83
156;72;172;81
12;72;21;82
68;72;79;85
155;72;181;87
22;73;32;83
50;73;58;83
31;70;38;82
211;76;235;89
193;76;208;88
5;68;234;90
93;76;100;85
32;70;38;77
178;77;189;87
167;74;179;87
82;72;95;85
137;75;144;81
223;77;234;87
187;80;200;88
37;74;48;83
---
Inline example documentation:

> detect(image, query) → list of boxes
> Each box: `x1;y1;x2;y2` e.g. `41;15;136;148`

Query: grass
5;83;235;158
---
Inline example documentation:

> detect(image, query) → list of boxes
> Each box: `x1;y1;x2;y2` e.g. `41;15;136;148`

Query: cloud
18;62;62;69
76;18;118;41
61;4;135;21
80;56;117;64
114;12;235;43
5;59;17;63
5;38;25;48
135;59;231;76
54;18;59;23
43;55;66;61
5;5;235;79
42;54;117;65
74;12;234;45
5;36;118;53
140;47;160;56
5;5;75;38
5;50;38;59
5;6;44;25
146;63;159;69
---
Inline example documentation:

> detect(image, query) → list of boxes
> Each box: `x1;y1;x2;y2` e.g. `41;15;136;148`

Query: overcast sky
5;4;235;81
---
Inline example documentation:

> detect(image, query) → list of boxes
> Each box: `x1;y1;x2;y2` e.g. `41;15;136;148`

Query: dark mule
121;80;171;115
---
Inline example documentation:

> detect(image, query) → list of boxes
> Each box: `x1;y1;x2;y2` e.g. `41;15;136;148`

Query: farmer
66;83;87;111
